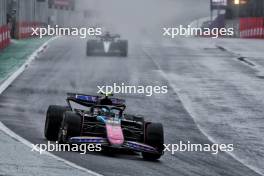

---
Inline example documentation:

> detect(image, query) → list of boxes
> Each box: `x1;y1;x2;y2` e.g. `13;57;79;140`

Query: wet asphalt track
0;36;262;176
0;0;263;175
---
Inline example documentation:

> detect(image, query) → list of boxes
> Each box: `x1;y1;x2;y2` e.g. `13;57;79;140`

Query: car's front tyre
58;111;81;143
44;105;69;141
142;123;164;160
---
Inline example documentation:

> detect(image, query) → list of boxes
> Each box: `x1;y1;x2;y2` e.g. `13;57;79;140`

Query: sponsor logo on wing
103;41;111;53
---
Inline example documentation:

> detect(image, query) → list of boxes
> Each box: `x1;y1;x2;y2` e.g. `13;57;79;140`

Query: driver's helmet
102;107;113;116
101;107;108;113
93;107;109;116
100;97;112;105
93;108;99;115
112;110;120;118
101;108;115;119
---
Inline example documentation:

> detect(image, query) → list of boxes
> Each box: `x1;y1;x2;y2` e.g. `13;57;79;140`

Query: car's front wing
69;136;159;154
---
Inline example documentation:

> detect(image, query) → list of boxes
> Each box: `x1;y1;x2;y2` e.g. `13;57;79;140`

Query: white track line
0;122;102;176
142;48;264;176
0;37;103;176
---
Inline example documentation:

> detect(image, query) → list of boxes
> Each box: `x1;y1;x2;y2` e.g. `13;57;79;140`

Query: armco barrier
240;18;264;39
0;25;10;50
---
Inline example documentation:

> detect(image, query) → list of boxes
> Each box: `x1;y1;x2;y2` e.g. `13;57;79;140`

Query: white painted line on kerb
0;122;102;176
0;37;103;176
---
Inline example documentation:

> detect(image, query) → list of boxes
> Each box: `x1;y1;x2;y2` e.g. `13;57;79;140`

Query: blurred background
0;0;263;51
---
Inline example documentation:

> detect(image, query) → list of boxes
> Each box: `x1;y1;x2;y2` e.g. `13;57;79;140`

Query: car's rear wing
97;34;121;40
66;93;126;107
67;93;99;106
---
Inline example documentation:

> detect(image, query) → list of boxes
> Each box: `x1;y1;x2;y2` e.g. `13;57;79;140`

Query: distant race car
86;32;128;57
44;93;164;160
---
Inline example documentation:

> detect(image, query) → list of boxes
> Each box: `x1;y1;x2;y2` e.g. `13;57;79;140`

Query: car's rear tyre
87;40;97;56
44;105;69;141
87;42;92;56
142;123;164;160
119;40;128;57
58;111;82;143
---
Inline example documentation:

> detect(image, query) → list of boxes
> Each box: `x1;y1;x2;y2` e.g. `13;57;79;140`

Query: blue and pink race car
44;93;164;160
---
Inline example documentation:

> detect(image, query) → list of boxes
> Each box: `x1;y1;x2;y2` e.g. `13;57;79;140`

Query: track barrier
16;21;42;39
0;25;10;50
0;21;44;51
240;17;264;39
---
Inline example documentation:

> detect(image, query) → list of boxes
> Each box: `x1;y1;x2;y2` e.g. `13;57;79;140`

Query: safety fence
240;17;264;39
0;25;10;50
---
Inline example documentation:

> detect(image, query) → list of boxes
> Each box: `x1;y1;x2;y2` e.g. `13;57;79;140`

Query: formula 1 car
44;93;164;160
86;32;128;57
